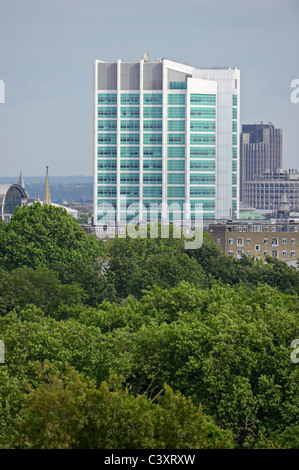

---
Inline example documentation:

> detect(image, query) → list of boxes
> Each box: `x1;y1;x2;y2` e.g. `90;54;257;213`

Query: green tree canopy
0;203;104;272
4;362;232;449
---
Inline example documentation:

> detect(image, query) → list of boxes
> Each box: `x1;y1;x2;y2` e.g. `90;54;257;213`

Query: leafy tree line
1;203;299;449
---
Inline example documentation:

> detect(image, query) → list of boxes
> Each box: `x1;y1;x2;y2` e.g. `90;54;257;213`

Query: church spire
18;171;25;189
43;166;51;205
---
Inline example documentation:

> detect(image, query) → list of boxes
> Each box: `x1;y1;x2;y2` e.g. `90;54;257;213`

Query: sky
0;0;299;176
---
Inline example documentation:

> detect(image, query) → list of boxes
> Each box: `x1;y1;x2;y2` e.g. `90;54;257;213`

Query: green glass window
190;94;216;105
143;120;162;131
232;187;237;198
98;107;117;118
190;147;215;158
121;94;140;105
120;160;140;170
120;187;139;197
144;134;162;145
98;93;117;105
98;186;117;197
143;107;163;118
121;147;140;158
168;147;185;158
168;107;185;118
167;173;185;184
190;108;215;119
233;108;237;119
168;134;185;145
120;173;139;183
190;160;215;171
121;120;140;131
143;173;162;183
143;94;163;105
143;147;162;158
170;82;187;90
120;134;140;144
98;147;117;157
190;121;215;132
98;173;117;183
233;95;238;106
190;186;215;197
98;133;117;144
190;134;215;145
232;134;237;146
191;200;215;211
168;160;185;171
190;174;215;184
232;174;237;185
232;161;237;172
98;159;117;170
120;107;140;118
232;147;237;158
232;121;238;132
168;94;185;105
98;120;117;131
167;187;185;197
232;200;237;210
168;120;185;132
143;187;162;198
143;160;162;170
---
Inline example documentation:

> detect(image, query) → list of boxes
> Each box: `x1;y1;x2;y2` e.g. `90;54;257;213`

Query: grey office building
240;122;282;202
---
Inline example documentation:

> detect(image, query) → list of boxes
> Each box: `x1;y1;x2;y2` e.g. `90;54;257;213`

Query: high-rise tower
240;122;282;202
94;56;240;226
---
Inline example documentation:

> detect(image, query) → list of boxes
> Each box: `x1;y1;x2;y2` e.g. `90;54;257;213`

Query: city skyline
0;0;299;176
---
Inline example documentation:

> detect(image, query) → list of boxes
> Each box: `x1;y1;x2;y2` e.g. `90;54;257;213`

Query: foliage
3;362;232;449
0;266;84;316
0;203;106;306
1;208;299;449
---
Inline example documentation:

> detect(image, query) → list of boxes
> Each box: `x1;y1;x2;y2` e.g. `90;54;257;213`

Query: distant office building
243;168;299;211
93;55;240;227
240;122;282;202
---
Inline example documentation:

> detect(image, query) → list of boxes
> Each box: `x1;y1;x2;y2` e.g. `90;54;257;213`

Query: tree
0;203;106;306
0;203;104;272
0;266;84;316
5;362;232;449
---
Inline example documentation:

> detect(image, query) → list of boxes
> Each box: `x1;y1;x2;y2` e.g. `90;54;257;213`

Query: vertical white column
214;91;218;220
139;59;144;222
93;60;98;226
185;83;190;222
116;59;121;224
236;70;240;218
162;60;168;220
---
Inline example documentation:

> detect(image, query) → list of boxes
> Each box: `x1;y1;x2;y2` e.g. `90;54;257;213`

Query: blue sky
0;0;298;176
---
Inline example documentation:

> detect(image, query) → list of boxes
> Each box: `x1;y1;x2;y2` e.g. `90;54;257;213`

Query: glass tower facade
94;58;240;227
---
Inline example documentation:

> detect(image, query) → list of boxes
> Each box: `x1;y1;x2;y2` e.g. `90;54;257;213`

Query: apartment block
209;220;299;263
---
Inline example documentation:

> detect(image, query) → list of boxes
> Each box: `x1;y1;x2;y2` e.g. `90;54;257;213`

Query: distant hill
0;176;93;184
0;176;93;204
